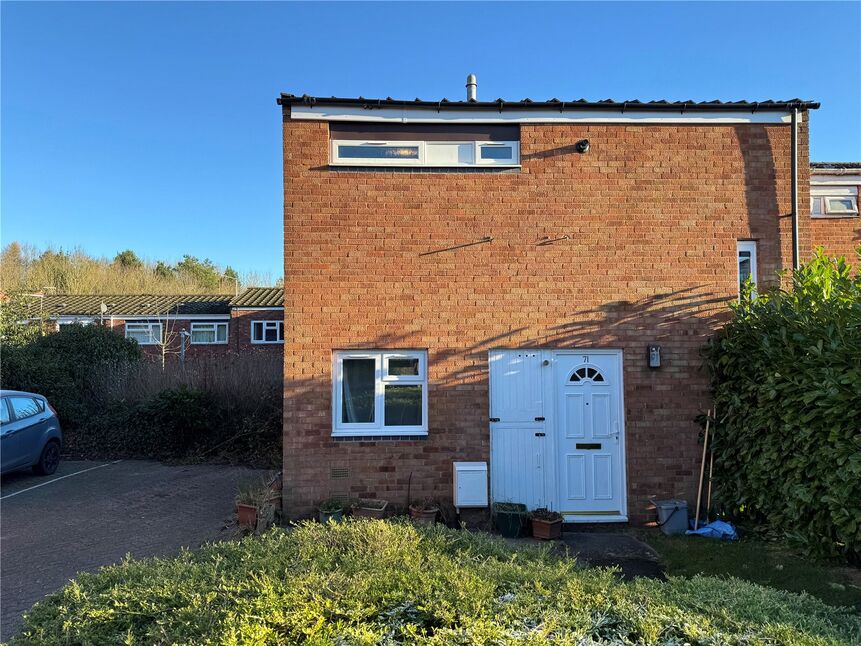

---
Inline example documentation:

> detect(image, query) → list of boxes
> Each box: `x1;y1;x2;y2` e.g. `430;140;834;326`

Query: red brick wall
229;309;285;355
282;111;811;523
808;179;861;262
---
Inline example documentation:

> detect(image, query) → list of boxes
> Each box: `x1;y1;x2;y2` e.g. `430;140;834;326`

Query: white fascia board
811;174;861;186
230;307;285;311
291;104;794;125
114;314;231;320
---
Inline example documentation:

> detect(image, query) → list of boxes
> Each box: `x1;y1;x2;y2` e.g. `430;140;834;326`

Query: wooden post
694;410;711;531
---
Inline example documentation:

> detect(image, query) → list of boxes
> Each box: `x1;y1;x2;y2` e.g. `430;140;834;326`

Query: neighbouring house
279;79;819;524
809;161;861;260
21;287;283;358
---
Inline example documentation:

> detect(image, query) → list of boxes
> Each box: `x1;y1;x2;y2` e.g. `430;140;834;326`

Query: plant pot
319;508;344;525
409;505;439;524
531;517;563;540
493;503;528;538
354;500;388;519
236;503;257;528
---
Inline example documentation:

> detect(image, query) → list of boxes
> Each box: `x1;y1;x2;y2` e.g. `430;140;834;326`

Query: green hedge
0;326;282;467
705;249;861;559
0;324;142;427
13;521;860;645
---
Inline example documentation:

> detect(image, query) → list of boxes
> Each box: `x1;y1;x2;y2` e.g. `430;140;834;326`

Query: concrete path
511;531;665;580
0;460;269;640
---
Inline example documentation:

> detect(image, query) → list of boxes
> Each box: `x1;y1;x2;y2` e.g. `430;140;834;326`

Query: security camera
575;139;590;154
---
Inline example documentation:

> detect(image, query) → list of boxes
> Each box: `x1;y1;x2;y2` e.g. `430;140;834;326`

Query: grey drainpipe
791;107;800;270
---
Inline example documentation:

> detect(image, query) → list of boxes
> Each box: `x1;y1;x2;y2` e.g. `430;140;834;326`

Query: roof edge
278;93;820;112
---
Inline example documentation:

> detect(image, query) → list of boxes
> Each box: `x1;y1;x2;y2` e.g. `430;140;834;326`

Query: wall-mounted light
648;344;661;369
575;139;590;154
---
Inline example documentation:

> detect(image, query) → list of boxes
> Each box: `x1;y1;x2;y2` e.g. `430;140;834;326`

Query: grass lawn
12;521;861;645
637;529;861;610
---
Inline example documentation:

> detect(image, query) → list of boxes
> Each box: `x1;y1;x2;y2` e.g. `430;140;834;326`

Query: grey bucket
653;499;688;536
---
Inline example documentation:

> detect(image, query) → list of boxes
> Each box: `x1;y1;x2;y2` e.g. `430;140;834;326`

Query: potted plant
319;498;345;524
493;502;528;538
352;498;389;519
409;498;439;524
236;481;267;528
530;508;564;540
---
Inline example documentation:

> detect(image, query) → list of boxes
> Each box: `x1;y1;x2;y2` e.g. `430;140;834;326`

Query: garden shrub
12;521;860;645
0;324;142;427
1;325;281;467
705;249;861;559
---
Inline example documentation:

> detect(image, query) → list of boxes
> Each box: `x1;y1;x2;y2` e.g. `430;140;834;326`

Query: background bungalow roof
810;162;861;169
229;287;283;308
278;93;820;112
26;294;232;317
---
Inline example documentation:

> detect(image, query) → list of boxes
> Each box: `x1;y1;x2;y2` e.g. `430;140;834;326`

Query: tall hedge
0;324;142;427
705;249;861;559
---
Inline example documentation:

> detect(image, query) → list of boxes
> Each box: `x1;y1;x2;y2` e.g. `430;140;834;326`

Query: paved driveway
0;460;269;640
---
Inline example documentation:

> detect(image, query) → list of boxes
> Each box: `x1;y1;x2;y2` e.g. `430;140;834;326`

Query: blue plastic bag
686;519;738;541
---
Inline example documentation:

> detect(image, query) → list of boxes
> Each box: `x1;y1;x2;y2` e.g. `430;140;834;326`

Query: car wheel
33;441;61;475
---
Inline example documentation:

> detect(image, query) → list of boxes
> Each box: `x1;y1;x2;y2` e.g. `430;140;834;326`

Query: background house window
333;350;428;436
251;320;284;344
125;322;162;345
190;322;228;344
811;186;858;217
737;241;758;296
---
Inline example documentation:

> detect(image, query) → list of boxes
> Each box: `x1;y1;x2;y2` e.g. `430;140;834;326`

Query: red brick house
26;287;283;359
279;84;819;524
809;162;860;260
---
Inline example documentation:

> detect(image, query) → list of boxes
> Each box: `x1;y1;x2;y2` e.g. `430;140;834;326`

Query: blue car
0;390;63;476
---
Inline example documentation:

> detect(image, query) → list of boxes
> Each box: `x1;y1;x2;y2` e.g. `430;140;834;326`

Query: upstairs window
811;186;858;217
329;123;520;168
190;322;228;345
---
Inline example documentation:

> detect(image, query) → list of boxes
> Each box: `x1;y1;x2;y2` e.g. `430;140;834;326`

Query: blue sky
2;2;859;280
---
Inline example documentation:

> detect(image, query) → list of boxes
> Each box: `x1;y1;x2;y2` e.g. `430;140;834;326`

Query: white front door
489;349;627;521
554;352;626;519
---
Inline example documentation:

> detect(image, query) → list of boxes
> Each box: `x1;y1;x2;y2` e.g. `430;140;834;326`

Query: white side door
554;351;626;519
489;349;548;510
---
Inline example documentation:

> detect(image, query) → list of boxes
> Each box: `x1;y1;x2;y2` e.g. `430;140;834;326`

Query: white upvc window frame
251;320;284;344
333;350;428;437
811;186;859;218
330;139;520;168
189;322;228;345
737;240;758;297
125;322;163;345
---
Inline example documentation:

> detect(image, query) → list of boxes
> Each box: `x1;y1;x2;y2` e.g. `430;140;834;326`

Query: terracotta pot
531;517;563;540
353;500;388;519
409;505;439;524
236;503;258;528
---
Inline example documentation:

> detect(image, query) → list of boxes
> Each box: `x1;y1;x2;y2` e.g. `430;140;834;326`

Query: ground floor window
251;320;283;344
333;350;427;436
125;322;162;345
737;240;758;297
190;322;228;344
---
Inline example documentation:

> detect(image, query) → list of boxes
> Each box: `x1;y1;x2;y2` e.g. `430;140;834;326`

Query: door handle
611;421;620;440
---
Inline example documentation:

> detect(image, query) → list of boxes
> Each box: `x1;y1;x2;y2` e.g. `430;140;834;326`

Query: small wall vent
330;467;349;480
